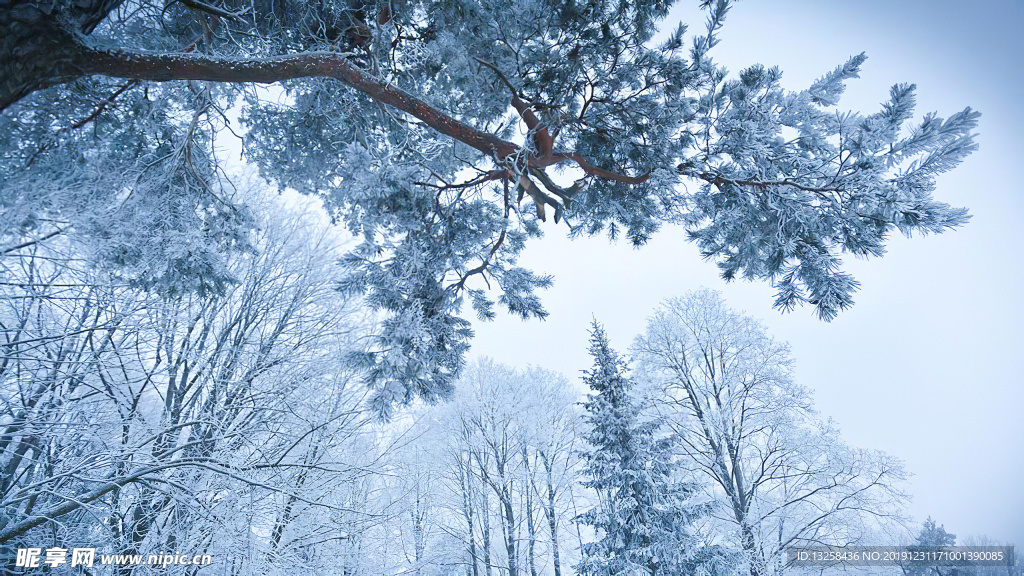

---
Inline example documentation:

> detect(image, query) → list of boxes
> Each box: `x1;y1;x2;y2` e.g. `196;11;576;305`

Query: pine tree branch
0;227;66;255
70;80;138;129
60;47;650;185
553;152;651;184
474;57;554;156
72;48;520;158
176;0;246;21
681;168;842;194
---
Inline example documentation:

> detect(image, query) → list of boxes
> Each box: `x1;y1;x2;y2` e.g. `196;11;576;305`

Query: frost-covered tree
0;193;379;574
899;518;956;576
915;517;957;549
951;533;1023;576
1;0;979;413
576;321;724;576
441;359;584;576
362;358;585;576
894;520;1023;576
633;290;908;576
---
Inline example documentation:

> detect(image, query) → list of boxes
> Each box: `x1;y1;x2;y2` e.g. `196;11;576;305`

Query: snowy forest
1;0;1020;573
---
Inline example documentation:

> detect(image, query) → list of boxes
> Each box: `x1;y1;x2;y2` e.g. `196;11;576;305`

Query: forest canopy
0;0;978;412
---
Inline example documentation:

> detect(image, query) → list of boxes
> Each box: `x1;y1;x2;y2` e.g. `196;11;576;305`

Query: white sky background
472;0;1024;547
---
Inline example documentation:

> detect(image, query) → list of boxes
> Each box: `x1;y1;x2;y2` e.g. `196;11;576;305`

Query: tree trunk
461;463;480;576
740;521;765;576
539;452;562;576
482;486;492;576
501;486;517;576
525;486;537;576
522;448;537;576
413;487;425;576
1;0;122;110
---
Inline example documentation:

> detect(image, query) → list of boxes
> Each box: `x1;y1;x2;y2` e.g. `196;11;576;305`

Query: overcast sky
473;0;1024;548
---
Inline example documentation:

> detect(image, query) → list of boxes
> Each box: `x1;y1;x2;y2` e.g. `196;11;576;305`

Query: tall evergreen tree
576;321;723;576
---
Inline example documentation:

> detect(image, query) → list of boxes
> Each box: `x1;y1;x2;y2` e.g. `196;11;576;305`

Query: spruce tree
576;321;723;576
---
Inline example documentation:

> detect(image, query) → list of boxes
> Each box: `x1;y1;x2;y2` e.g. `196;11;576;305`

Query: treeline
0;194;1012;576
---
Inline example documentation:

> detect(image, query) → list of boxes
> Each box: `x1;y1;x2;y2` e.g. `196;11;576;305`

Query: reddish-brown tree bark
2;38;650;185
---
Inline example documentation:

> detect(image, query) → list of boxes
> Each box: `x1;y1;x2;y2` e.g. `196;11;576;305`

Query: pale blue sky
474;0;1024;548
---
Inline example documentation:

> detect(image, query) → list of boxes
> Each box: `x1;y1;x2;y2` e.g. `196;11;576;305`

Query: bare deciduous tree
634;289;909;576
0;194;381;574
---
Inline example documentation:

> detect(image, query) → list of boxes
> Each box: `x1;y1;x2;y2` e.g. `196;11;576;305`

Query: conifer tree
576;321;723;576
1;0;979;414
906;518;957;576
